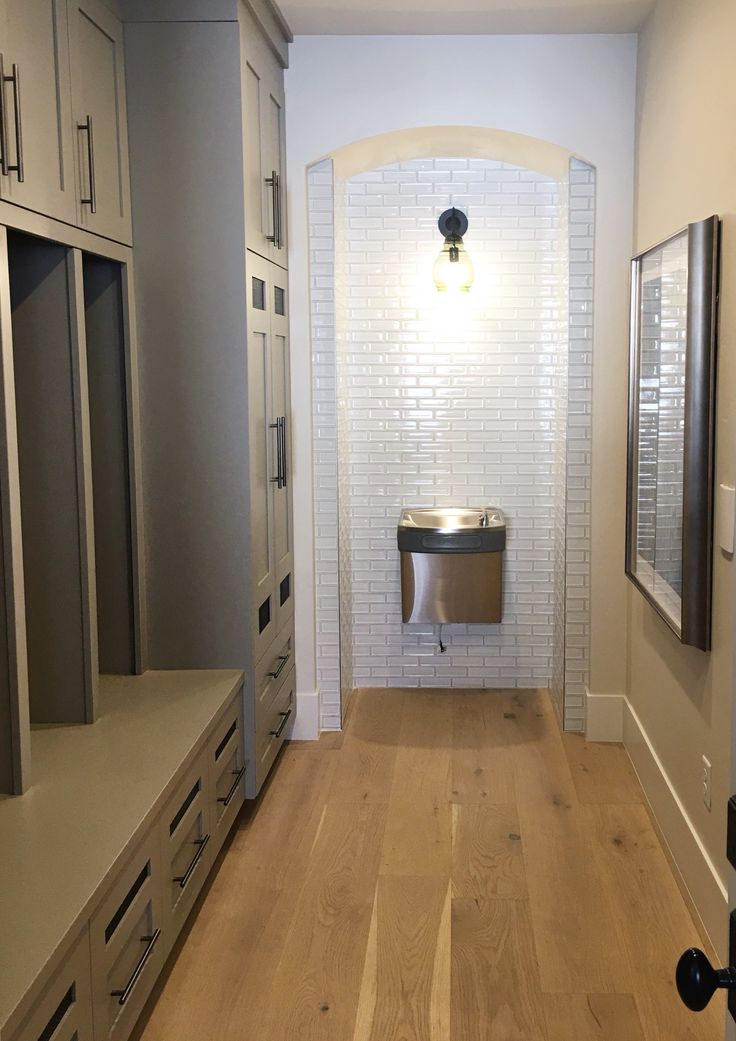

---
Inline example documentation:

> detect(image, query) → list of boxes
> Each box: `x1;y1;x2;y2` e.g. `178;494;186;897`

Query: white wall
286;34;637;714
628;0;736;957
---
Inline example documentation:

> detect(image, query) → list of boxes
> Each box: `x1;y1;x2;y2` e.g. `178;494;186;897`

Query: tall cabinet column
124;0;295;799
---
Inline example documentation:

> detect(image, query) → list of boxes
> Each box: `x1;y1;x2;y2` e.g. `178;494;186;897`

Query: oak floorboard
132;745;338;1041
327;689;404;803
449;693;515;804
380;692;452;877
585;802;724;1041
134;689;721;1041
561;732;643;805
254;801;388;1041
509;691;633;994
451;897;547;1041
354;876;450;1041
451;803;526;901
543;994;646;1040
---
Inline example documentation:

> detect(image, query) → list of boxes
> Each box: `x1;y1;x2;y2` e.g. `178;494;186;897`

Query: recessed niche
8;230;96;725
83;254;138;674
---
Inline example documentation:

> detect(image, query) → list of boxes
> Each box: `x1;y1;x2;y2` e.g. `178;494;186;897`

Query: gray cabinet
247;253;293;660
241;2;287;266
0;672;244;1041
5;930;94;1041
125;2;293;800
0;0;77;224
68;0;132;243
0;0;132;243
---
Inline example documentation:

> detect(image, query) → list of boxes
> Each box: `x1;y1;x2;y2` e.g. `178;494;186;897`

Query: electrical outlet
701;755;712;811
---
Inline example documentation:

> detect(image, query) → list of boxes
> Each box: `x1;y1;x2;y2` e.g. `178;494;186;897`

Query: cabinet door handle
78;115;97;213
275;172;282;249
269;420;284;488
172;834;210;889
270;706;292;739
0;59;24;182
268;651;290;680
217;764;246;807
0;56;8;177
110;928;161;1006
265;169;279;245
279;416;288;488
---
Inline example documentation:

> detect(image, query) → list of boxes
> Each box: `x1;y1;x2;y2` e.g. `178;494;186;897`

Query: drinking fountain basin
397;506;505;623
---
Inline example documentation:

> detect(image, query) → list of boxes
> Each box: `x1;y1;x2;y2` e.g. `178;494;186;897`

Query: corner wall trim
289;690;320;741
622;696;728;956
585;690;624;741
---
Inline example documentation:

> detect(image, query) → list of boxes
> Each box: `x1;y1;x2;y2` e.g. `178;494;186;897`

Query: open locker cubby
7;230;97;726
1;231;142;755
82;254;139;676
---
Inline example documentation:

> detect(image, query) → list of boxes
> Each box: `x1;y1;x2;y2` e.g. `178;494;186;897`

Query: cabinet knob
676;948;736;1011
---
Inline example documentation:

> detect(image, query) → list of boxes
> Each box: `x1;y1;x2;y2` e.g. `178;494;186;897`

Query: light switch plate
718;483;736;555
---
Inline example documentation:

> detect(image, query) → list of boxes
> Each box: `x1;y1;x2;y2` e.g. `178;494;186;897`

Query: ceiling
278;0;655;35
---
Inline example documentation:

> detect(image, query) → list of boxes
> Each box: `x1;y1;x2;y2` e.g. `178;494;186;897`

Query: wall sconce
433;207;474;292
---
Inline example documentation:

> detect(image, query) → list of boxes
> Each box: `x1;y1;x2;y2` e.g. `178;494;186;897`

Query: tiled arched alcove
307;128;594;732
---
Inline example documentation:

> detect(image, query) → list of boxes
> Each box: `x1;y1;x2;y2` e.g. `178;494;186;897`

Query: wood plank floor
133;689;724;1041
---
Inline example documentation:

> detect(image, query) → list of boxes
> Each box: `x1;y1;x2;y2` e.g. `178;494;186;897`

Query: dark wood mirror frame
626;215;720;651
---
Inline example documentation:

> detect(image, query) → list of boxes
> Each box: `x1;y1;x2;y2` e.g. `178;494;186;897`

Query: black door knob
676;948;736;1010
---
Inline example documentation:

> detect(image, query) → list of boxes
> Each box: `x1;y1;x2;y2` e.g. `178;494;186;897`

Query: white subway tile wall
308;155;594;730
564;159;595;729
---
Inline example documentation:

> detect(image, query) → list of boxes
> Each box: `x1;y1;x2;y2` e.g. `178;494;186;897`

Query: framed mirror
626;215;720;651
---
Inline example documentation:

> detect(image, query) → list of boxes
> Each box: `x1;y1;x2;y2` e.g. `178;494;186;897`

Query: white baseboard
288;690;320;740
622;697;728;956
585;690;624;742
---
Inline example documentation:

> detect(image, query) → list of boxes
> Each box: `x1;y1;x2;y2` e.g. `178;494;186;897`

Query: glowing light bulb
433;235;475;293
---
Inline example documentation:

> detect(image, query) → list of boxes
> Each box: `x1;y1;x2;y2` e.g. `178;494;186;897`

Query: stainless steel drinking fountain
397;506;506;624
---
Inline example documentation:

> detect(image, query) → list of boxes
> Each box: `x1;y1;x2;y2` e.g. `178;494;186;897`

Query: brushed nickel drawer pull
78;115;96;212
172;834;210;889
217;764;246;807
270;706;292;739
110;928;161;1006
269;420;284;488
268;651;290;680
0;58;24;181
265;169;279;246
0;55;7;176
279;416;288;487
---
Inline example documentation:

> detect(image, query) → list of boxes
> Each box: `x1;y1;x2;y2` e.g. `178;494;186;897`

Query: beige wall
286;35;637;716
631;0;736;951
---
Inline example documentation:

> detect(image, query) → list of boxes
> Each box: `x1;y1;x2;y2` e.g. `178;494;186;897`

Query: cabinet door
68;0;132;244
240;5;286;266
247;253;276;659
0;0;77;224
270;273;293;633
261;72;286;264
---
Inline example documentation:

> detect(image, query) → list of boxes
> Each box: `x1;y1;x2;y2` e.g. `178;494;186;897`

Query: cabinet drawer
208;693;246;858
255;665;294;791
6;929;93;1041
159;750;211;959
89;829;163;1041
254;623;294;731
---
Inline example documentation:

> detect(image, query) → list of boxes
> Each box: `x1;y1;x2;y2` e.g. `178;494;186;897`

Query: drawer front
159;750;211;959
254;623;294;728
255;665;294;791
208;693;246;858
7;929;93;1041
89;829;163;1041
